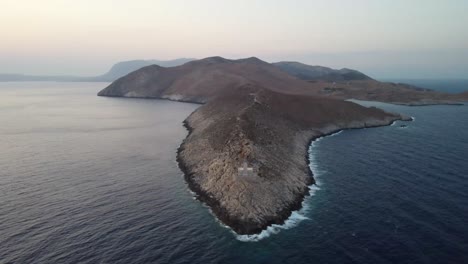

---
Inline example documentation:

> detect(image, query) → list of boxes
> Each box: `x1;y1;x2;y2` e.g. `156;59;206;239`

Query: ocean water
1;82;467;264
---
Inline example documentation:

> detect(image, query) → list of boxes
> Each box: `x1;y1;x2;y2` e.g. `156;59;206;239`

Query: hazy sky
1;0;467;78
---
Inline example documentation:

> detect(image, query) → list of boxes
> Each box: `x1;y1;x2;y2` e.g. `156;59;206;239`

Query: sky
1;0;467;78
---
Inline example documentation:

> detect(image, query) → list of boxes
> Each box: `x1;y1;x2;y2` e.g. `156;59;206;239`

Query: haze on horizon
1;0;467;79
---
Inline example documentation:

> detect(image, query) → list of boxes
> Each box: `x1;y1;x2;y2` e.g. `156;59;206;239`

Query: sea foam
235;184;320;242
234;131;342;242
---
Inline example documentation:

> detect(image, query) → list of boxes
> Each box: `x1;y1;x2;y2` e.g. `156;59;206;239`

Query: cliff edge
98;57;410;234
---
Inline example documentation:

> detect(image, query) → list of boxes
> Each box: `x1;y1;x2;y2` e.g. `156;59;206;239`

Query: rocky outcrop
98;57;412;234
176;86;406;234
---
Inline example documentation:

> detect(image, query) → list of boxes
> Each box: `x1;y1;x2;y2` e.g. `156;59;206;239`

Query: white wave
177;130;343;242
234;131;343;242
312;130;343;146
235;184;319;242
187;189;198;199
181;178;308;241
327;130;343;137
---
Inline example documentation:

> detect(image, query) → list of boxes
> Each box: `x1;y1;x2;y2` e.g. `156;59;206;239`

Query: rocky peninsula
273;61;468;106
98;57;442;234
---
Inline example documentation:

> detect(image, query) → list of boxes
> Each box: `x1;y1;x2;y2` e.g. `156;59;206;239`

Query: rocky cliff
177;86;406;234
98;57;411;234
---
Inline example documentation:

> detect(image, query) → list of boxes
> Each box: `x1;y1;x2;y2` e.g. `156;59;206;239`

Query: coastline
93;55;466;243
176;109;410;238
96;63;418;236
234;130;344;242
175;117;313;236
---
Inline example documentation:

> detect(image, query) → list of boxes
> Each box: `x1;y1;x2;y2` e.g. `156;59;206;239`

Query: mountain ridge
273;61;373;81
98;56;316;103
97;56;411;234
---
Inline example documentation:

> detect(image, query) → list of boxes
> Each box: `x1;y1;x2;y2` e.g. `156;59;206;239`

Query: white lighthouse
238;160;254;178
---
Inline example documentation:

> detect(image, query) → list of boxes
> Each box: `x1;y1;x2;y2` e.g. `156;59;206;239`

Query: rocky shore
173;87;409;234
98;57;416;234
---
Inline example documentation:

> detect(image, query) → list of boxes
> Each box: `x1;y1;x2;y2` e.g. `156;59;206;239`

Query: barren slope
98;57;318;102
98;57;411;234
178;85;406;234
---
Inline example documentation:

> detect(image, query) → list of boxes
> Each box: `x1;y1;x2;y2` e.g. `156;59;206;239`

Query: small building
238;160;254;178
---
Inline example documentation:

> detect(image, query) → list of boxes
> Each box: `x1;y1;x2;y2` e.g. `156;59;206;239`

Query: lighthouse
238;160;254;178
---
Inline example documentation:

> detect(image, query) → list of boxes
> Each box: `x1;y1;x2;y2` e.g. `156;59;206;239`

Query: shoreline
93;55;466;239
234;130;345;242
176;110;410;238
98;87;414;236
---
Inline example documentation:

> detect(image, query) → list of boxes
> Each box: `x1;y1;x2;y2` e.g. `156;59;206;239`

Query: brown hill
99;57;466;106
98;57;411;234
178;85;405;234
98;57;317;102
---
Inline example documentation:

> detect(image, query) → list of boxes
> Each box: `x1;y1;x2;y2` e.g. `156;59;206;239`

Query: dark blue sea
1;82;467;264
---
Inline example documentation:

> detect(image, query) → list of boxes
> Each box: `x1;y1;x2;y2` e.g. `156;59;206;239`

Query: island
97;57;466;234
0;58;194;82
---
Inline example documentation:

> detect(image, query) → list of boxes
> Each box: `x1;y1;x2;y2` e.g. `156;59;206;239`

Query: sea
1;82;467;264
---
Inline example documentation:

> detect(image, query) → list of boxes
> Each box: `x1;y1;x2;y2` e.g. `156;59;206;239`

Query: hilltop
98;56;411;234
99;57;316;102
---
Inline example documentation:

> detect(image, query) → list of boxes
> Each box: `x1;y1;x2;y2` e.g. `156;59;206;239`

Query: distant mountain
0;58;195;82
380;78;468;94
273;61;372;81
92;58;195;82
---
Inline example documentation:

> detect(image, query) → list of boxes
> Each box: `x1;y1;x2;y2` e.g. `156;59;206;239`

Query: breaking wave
234;131;343;242
235;184;320;242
